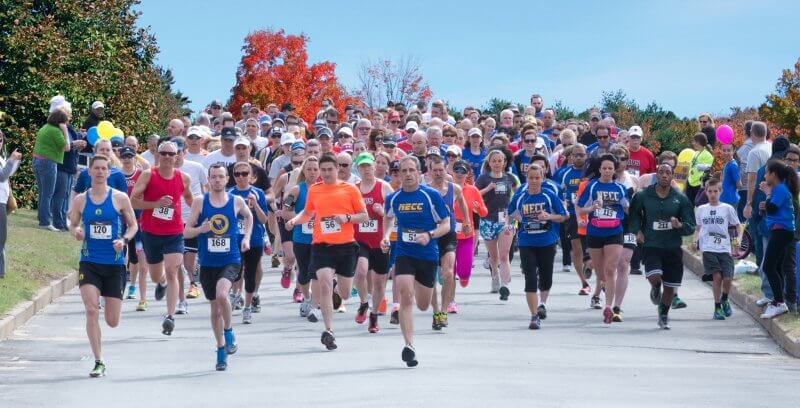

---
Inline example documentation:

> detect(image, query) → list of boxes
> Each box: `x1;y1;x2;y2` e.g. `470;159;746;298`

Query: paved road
1;247;799;407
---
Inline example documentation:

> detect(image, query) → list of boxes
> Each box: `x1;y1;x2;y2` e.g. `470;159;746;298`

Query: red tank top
354;179;384;249
124;168;142;196
140;168;185;235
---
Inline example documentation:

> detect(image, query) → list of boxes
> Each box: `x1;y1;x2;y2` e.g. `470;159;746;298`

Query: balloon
717;124;734;145
97;120;115;139
112;127;124;139
678;148;695;164
86;126;99;146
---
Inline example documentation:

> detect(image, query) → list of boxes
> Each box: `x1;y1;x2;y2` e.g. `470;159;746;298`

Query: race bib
359;219;378;233
153;206;174;221
402;228;423;244
498;211;507;223
302;220;314;234
237;218;245;232
89;222;112;240
594;208;617;219
653;220;672;231
570;192;578;204
710;232;725;245
320;216;341;234
495;182;507;195
208;236;230;253
624;233;637;245
523;219;548;233
455;222;462;234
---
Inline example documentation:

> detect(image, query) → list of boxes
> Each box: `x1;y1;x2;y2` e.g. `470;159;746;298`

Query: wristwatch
346;214;352;222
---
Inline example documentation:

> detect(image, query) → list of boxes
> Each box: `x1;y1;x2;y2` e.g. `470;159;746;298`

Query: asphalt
1;246;799;407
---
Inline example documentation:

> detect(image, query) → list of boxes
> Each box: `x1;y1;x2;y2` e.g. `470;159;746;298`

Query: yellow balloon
677;148;695;164
97;121;115;139
113;127;124;138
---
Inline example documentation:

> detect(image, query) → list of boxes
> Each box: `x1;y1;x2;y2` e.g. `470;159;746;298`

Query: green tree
481;98;522;117
551;99;576;121
759;58;800;140
0;0;184;207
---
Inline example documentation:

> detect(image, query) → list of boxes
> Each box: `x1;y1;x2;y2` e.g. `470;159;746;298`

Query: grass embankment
0;209;79;315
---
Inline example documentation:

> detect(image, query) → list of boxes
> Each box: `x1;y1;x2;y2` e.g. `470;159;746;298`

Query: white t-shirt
179;160;208;222
202;149;236;169
695;203;739;253
250;136;269;152
745;141;771;174
183;151;207;164
268;154;290;181
141;150;156;166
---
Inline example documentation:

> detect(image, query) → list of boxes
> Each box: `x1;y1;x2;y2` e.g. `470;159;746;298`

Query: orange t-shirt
304;181;366;244
455;183;488;239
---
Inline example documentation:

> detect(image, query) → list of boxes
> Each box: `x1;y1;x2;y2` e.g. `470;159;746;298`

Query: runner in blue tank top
285;156;319;320
67;155;138;378
184;164;252;371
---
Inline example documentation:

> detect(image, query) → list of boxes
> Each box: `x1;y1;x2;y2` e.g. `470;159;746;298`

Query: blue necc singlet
197;193;241;267
292;182;313;244
81;188;124;265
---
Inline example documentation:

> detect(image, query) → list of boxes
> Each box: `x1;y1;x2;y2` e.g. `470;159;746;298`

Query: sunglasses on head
591;117;600;122
234;172;250;177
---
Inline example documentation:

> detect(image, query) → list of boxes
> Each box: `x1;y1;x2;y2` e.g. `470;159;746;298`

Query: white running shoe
760;303;789;319
755;298;772;307
483;257;491;270
242;307;252;324
176;300;188;315
491;274;500;293
299;301;312;317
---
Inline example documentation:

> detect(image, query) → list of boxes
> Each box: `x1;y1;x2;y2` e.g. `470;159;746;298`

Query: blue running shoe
721;300;733;317
713;308;726;320
216;347;227;371
224;328;237;355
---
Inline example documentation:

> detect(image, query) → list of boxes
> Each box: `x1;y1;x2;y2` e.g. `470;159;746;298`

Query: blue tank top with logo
441;183;456;234
81;188;124;265
292;182;313;244
197;193;241;267
227;186;269;248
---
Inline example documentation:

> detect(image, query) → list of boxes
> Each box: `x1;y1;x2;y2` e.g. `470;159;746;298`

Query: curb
0;270;78;341
682;248;800;357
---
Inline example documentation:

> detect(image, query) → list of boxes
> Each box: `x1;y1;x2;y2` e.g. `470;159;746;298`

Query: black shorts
566;216;580;240
310;242;359;279
79;261;125;299
643;246;684;288
622;232;637;250
394;255;437;288
141;231;184;264
200;264;240;301
702;251;734;278
587;233;623;249
278;218;293;243
358;242;389;275
184;236;198;254
437;231;457;255
239;246;263;293
127;239;139;265
293;242;313;285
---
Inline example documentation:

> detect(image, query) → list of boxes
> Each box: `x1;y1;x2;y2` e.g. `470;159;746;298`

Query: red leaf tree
229;29;361;124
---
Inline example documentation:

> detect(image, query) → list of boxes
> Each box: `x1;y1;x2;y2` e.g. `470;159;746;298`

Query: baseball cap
220;126;237;140
355;152;375;166
91;101;105;110
171;137;185;152
337;127;353;137
210;100;222;108
316;127;333;139
259;115;272;125
187;126;203;138
340;144;354;153
452;160;470;174
405;121;419;132
390;160;400;172
272;117;286;127
468;128;482;138
382;136;397;146
110;137;124;148
427;147;442;157
628;125;644;137
280;133;295;145
446;145;462;156
118;146;136;158
234;137;251;148
291;141;306;152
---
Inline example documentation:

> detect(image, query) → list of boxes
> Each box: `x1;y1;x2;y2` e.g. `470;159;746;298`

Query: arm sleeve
0;159;20;182
727;204;740;226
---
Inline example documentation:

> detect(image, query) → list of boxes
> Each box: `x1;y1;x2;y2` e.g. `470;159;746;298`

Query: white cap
187;126;203;137
280;133;295;145
337;127;353;137
628;125;643;137
49;95;69;114
91;101;105;110
446;145;462;156
467;127;482;138
405;121;419;131
234;137;251;148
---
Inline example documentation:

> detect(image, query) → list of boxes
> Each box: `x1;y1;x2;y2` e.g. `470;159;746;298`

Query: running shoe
612;306;623;322
603;306;613;324
401;345;418;367
263;245;272;256
136;300;148;312
368;312;380;333
350;286;359;298
499;286;510;301
649;283;662;305
292;287;303;303
583;267;592;280
332;291;342;310
459;278;469;288
126;285;136;299
658;313;670;330
590;296;601;310
713;308;726;320
721;299;733;317
755;297;772;307
216;347;227;371
528;315;541;330
578;283;591;296
252;294;261;313
321;330;337;350
701;273;713;282
483;257;491;270
89;360;106;378
630;268;642;275
760;302;789;319
671;296;687;309
336;304;347;313
537;304;547;320
562;266;571;273
235;294;244;310
390;309;400;325
154;282;167;301
307;307;320;323
447;301;459;314
187;283;200;299
490;271;500;293
271;254;280;268
228;291;237;309
161;315;174;336
432;313;442;331
224;328;238;354
299;301;312;318
377;298;388;315
176;300;188;315
243;307;252;324
280;268;291;289
355;302;369;324
439;312;449;328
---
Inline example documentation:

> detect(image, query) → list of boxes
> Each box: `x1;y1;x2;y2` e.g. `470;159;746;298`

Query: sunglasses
292;161;303;166
390;169;399;174
470;135;481;138
616;156;628;161
270;134;281;138
187;135;201;140
446;153;458;158
597;136;609;139
524;139;537;144
390;120;401;124
453;168;468;175
159;151;177;157
234;172;250;177
699;120;709;124
338;163;350;168
591;118;600;122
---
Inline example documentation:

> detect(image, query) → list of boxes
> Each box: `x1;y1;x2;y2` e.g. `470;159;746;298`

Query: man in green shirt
629;164;695;329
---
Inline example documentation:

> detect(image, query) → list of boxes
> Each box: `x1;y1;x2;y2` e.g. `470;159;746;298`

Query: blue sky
136;0;799;118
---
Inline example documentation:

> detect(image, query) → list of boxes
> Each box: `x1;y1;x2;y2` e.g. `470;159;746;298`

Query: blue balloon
87;126;99;146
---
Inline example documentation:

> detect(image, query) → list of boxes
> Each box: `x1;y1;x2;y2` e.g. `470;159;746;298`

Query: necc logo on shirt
522;203;546;215
398;203;423;212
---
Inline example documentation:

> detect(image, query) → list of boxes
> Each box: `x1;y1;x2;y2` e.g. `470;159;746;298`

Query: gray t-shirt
476;172;518;222
735;139;753;189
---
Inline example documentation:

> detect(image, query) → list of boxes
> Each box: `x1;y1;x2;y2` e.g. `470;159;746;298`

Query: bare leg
440;251;456;309
354;256;370;303
163;253;183;316
614;248;632;308
316;268;336;331
588;248;605;298
80;285;103;360
570;238;588;287
370;272;388;311
602;245;623;307
712;272;722;303
497;231;514;285
525;291;539;315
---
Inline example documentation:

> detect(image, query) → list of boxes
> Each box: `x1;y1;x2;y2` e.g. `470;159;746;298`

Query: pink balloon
717;124;734;145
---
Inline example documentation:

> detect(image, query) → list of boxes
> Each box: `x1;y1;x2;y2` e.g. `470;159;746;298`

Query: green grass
0;209;79;315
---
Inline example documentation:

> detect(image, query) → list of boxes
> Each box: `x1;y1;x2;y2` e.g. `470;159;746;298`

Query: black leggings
293;242;313;286
763;229;794;304
240;246;263;293
559;222;572;266
520;245;556;293
630;245;642;270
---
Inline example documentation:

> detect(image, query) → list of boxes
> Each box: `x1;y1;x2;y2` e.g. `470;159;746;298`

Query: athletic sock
658;303;669;316
715;302;721;309
721;293;729;302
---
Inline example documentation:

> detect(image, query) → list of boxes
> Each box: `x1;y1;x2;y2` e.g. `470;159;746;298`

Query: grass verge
0;208;79;315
